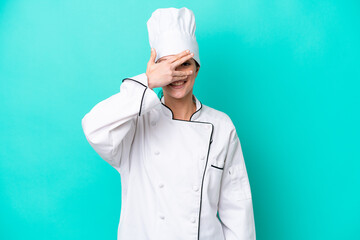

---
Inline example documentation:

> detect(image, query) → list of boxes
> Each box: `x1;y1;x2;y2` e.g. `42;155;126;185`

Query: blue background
1;0;359;239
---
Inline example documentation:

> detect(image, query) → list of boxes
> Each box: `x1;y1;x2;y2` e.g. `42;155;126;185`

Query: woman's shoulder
201;104;236;131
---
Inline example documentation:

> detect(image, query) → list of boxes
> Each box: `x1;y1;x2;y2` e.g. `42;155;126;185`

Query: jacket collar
160;94;203;121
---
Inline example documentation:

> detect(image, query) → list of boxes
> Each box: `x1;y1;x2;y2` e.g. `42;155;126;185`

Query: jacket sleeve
81;73;160;170
218;127;256;240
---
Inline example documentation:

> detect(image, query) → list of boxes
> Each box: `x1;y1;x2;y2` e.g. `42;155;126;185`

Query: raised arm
81;73;159;170
81;48;194;171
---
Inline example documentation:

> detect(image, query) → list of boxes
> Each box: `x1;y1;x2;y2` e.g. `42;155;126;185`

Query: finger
172;70;193;77
148;48;156;65
168;49;191;63
171;52;194;68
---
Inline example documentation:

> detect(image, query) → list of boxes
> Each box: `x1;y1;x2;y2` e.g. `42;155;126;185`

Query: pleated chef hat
147;7;200;67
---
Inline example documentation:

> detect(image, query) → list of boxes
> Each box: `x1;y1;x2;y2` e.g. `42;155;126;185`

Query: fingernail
186;50;190;53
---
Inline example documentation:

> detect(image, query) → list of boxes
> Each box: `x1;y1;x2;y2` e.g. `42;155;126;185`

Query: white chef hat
147;7;200;67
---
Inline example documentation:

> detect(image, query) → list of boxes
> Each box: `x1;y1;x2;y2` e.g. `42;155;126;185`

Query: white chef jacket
81;72;256;240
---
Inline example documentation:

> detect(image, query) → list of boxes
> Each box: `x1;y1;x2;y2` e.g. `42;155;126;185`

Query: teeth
171;81;185;86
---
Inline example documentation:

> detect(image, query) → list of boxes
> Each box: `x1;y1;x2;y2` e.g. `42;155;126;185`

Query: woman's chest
138;113;229;191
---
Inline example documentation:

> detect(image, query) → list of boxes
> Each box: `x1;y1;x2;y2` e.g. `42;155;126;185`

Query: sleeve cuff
126;72;149;87
121;72;160;117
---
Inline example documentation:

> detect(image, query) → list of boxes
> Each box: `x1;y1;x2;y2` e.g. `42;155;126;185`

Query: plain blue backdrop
1;1;359;239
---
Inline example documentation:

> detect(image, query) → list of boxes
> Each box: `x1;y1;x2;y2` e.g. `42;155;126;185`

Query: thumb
148;48;156;65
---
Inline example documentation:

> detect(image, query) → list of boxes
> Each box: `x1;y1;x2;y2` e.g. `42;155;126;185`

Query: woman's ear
195;66;200;78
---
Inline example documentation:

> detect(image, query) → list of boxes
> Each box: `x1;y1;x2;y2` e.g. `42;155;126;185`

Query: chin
167;91;186;99
164;87;191;100
163;78;195;99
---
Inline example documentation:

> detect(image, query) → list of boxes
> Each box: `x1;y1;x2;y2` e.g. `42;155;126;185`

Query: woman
82;7;256;240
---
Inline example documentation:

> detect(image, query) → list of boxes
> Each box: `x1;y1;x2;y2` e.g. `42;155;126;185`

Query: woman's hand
145;48;194;89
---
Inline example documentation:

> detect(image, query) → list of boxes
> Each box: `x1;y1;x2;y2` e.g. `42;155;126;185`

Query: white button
159;214;165;220
193;185;199;192
190;217;196;223
154;151;160;155
159;183;164;188
151;121;156;126
200;155;205;160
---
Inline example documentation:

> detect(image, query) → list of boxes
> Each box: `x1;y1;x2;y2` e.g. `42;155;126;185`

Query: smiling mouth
170;80;186;86
169;80;187;88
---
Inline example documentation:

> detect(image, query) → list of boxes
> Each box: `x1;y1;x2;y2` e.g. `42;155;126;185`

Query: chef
81;7;256;240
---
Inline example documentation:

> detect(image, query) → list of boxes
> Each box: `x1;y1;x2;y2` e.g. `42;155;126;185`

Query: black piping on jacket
121;77;215;240
122;78;148;116
211;164;224;170
160;99;215;240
